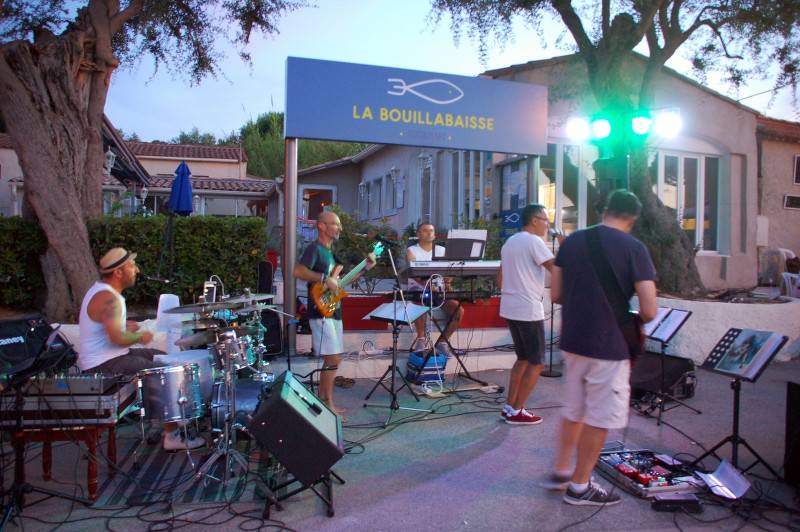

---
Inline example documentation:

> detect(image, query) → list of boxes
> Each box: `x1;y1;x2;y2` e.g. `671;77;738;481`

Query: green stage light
631;115;652;136
653;110;682;138
566;117;590;142
590;118;611;140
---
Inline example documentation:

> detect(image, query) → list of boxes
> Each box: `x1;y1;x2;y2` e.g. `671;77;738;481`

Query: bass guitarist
294;211;376;416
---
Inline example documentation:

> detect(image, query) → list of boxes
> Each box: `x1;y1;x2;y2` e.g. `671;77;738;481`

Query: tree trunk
0;33;106;321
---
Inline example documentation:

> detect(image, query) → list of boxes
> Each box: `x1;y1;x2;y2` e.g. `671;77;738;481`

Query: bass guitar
310;241;385;318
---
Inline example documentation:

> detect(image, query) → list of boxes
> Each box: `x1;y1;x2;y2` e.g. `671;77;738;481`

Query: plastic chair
782;272;800;298
156;294;182;352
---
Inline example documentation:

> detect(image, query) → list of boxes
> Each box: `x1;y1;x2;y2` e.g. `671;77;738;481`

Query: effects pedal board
596;449;702;498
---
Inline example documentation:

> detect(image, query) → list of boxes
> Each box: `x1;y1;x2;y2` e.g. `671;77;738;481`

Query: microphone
353;233;370;238
140;274;171;284
548;228;562;239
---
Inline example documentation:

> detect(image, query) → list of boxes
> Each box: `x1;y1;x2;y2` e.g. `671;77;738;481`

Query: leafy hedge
0;217;48;308
1;216;267;309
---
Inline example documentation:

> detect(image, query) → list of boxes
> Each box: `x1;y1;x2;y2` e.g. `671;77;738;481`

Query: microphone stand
541;230;562;378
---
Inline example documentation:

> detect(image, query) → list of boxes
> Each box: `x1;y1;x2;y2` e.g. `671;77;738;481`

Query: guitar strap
585;226;637;351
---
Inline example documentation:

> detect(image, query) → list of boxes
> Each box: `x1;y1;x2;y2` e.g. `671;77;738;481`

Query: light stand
363;244;431;426
541;231;561;378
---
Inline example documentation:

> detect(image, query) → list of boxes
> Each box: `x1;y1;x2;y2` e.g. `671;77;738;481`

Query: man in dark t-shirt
294;211;375;416
547;190;658;506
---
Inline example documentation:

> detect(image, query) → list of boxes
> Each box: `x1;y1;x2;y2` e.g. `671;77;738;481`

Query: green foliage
239;112;369;178
170;127;222;145
88;216;267;305
0;216;268;309
328;206;400;294
0;217;47;309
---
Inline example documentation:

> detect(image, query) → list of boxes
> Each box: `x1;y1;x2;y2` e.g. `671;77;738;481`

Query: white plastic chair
156;294;183;352
782;272;800;298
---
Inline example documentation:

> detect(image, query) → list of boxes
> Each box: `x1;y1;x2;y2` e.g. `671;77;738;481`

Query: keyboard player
406;222;464;356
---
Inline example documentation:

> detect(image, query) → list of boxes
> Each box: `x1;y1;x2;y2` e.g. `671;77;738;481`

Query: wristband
321;273;327;283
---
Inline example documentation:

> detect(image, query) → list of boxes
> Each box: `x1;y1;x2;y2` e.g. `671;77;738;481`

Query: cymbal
164;300;237;314
221;293;275;305
181;318;219;329
174;330;218;348
236;304;277;314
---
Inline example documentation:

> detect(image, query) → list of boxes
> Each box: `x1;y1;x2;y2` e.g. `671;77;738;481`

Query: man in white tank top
79;248;204;451
406;223;465;354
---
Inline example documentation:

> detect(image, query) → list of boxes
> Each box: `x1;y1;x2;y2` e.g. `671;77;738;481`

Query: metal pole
457;151;465;227
478;152;485;219
283;138;298;357
468;151;475;224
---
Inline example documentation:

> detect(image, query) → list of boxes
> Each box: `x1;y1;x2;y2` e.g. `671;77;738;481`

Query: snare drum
210;377;273;433
138;364;204;421
154;349;218;405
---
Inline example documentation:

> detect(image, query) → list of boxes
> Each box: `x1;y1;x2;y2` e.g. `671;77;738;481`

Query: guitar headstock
373;241;386;257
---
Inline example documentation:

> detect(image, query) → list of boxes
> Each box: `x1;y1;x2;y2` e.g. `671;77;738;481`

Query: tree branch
602;0;610;36
552;0;594;57
110;0;144;34
628;0;666;47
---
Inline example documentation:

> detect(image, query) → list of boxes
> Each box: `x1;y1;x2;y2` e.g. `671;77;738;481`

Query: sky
105;0;798;142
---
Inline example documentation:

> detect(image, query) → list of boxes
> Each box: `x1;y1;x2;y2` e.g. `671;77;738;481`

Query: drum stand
195;359;249;485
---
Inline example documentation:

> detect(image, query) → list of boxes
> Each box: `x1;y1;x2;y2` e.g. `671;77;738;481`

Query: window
103;191;119;216
384;172;396;214
298;185;336;220
500;157;530;211
794;155;800;185
358;182;368;220
656;152;720;251
419;154;433;224
369;178;382;219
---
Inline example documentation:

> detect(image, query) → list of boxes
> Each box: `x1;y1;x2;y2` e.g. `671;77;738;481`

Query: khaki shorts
562;351;631;430
309;318;344;356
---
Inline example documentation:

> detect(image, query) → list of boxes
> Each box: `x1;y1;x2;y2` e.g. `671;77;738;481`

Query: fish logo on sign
504;212;521;225
387;78;464;105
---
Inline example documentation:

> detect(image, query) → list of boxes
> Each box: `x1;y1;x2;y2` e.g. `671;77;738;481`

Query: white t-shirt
407;243;445;291
499;231;554;321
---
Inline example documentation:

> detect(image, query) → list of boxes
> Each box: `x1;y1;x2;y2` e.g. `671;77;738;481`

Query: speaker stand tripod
691;378;781;479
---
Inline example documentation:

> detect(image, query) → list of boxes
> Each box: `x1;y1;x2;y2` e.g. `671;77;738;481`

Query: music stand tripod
363;245;431;426
542;230;561;378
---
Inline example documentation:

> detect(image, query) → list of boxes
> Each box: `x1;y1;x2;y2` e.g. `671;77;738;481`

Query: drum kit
133;289;288;484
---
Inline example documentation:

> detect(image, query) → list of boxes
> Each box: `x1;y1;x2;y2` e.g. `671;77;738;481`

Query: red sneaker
504;411;543;425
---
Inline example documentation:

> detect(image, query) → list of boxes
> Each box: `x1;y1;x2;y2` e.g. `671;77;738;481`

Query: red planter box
341;295;391;331
459;296;506;328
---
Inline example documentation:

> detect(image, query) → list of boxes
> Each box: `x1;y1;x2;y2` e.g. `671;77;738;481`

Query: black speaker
257;261;283;354
784;381;800;486
247;370;343;485
631;351;696;400
0;316;75;385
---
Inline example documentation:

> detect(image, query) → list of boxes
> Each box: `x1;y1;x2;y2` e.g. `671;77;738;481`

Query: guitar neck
338;257;369;287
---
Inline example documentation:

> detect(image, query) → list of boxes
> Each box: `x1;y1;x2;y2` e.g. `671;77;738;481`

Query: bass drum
211;377;273;434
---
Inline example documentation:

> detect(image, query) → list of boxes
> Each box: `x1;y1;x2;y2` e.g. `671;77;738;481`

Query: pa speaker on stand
247;370;344;517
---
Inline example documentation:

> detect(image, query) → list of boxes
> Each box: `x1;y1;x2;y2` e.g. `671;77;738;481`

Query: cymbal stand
194;348;249;485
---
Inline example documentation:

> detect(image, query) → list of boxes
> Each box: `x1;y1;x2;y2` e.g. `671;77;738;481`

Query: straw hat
98;248;137;274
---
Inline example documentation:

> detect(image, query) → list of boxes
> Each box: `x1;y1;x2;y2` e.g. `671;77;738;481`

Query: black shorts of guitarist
506;319;545;365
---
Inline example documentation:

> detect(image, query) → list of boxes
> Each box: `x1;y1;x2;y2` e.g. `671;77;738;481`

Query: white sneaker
410;338;432;352
435;342;454;357
163;430;205;451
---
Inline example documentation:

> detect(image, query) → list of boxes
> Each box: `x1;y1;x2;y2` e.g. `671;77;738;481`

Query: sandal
334;376;355;388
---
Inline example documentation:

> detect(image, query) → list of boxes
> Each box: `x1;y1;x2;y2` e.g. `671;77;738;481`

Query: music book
643;307;692;344
701;328;788;382
366;302;430;326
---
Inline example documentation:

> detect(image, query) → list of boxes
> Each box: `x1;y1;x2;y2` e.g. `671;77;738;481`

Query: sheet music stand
363;248;432;426
690;328;788;478
636;307;699;425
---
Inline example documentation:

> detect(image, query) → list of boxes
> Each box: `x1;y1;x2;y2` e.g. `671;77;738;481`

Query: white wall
760;138;800;254
0;147;23;216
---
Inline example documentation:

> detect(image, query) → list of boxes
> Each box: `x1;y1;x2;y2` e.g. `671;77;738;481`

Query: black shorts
506;319;545;364
86;348;166;376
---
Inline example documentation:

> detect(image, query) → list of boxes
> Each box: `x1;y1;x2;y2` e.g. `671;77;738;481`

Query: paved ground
2;356;800;531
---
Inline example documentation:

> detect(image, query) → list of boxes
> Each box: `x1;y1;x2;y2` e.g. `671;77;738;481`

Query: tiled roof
14;175;275;195
0;133;13;149
128;141;248;162
147;175;275;194
757;115;800;143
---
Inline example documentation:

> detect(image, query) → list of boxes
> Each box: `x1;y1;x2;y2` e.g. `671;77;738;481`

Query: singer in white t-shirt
405;222;464;355
497;204;560;425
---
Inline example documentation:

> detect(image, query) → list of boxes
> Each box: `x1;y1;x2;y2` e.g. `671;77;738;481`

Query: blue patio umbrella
168;161;193;215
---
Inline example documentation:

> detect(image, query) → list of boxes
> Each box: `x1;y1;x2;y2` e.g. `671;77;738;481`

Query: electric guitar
310;241;385;318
